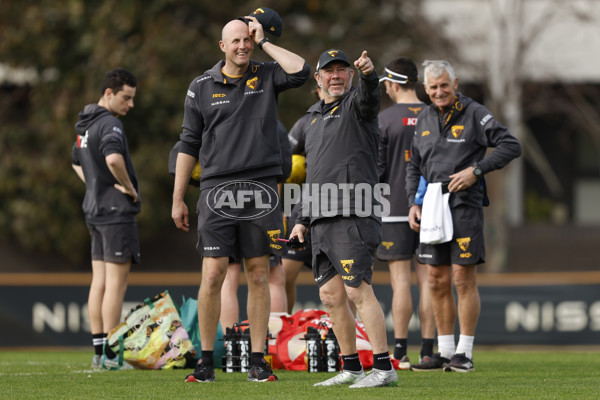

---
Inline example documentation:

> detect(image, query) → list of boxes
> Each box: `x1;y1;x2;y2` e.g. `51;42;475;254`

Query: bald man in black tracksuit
172;17;309;383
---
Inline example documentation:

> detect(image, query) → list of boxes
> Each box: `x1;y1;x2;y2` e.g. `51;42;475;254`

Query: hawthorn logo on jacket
409;106;422;115
246;77;258;90
451;125;464;138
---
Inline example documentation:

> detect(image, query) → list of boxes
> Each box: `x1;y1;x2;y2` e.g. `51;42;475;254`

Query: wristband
257;37;270;50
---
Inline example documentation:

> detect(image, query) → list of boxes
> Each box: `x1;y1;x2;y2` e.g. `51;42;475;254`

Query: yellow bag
106;291;197;369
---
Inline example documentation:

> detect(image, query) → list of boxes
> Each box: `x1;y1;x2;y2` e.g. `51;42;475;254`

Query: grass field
1;348;599;399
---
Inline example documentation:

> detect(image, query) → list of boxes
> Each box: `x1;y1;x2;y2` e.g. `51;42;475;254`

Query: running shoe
247;358;278;382
391;355;411;370
185;358;215;382
313;369;366;386
419;354;433;364
91;354;101;370
101;355;133;371
444;353;475;373
410;352;450;371
348;368;399;388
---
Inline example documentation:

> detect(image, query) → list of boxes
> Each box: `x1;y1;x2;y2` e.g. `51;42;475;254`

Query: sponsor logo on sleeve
480;113;492;126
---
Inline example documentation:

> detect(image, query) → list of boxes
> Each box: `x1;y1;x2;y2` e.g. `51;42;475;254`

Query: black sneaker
247;358;278;382
185;358;215;382
410;352;450;371
445;353;474;372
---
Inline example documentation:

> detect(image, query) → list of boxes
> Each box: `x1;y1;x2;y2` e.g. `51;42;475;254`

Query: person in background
376;57;435;370
71;68;140;370
407;60;521;372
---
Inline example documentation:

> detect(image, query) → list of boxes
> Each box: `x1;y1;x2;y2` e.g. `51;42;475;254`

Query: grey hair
422;60;456;85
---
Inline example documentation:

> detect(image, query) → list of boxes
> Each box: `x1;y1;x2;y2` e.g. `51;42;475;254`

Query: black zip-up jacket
406;92;522;209
178;59;310;187
72;104;141;224
378;102;424;219
297;71;382;226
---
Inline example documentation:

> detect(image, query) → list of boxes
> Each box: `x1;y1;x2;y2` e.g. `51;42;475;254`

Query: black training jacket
297;71;382;226
378;102;425;220
178;59;310;187
406;92;522;209
72;104;141;224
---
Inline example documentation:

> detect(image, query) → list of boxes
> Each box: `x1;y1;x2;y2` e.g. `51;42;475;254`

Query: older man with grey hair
407;60;521;373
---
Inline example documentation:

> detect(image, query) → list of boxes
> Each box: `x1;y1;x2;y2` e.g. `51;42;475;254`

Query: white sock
455;335;474;359
437;335;455;359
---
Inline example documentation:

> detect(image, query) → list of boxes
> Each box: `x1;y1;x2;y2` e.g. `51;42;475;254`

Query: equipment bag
106;291;197;369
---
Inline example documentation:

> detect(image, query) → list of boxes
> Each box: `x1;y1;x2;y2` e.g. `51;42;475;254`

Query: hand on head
244;15;264;43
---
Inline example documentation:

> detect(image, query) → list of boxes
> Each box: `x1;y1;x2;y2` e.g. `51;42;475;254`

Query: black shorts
196;177;284;259
87;222;140;264
376;222;418;261
416;205;485;265
311;216;381;288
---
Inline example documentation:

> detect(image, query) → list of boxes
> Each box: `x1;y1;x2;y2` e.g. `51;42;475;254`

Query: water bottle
304;327;323;372
323;328;340;372
221;327;238;373
238;326;251;373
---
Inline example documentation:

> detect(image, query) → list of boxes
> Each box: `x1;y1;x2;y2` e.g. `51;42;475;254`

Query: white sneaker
101;355;133;370
91;354;102;369
313;369;366;386
348;368;398;388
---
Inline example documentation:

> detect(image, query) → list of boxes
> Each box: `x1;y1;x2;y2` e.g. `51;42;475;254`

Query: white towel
419;182;453;244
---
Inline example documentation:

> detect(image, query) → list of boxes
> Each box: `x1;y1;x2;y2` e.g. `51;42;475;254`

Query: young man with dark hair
72;68;140;370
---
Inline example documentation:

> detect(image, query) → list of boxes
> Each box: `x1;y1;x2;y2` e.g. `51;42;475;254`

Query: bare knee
246;266;269;287
452;267;477;295
428;267;451;293
319;286;345;309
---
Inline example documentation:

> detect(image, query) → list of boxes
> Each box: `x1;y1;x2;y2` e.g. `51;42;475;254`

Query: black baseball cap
316;49;350;70
238;7;282;37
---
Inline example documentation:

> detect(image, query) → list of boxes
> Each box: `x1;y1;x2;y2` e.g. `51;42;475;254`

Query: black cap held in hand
316;49;350;70
238;7;282;37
